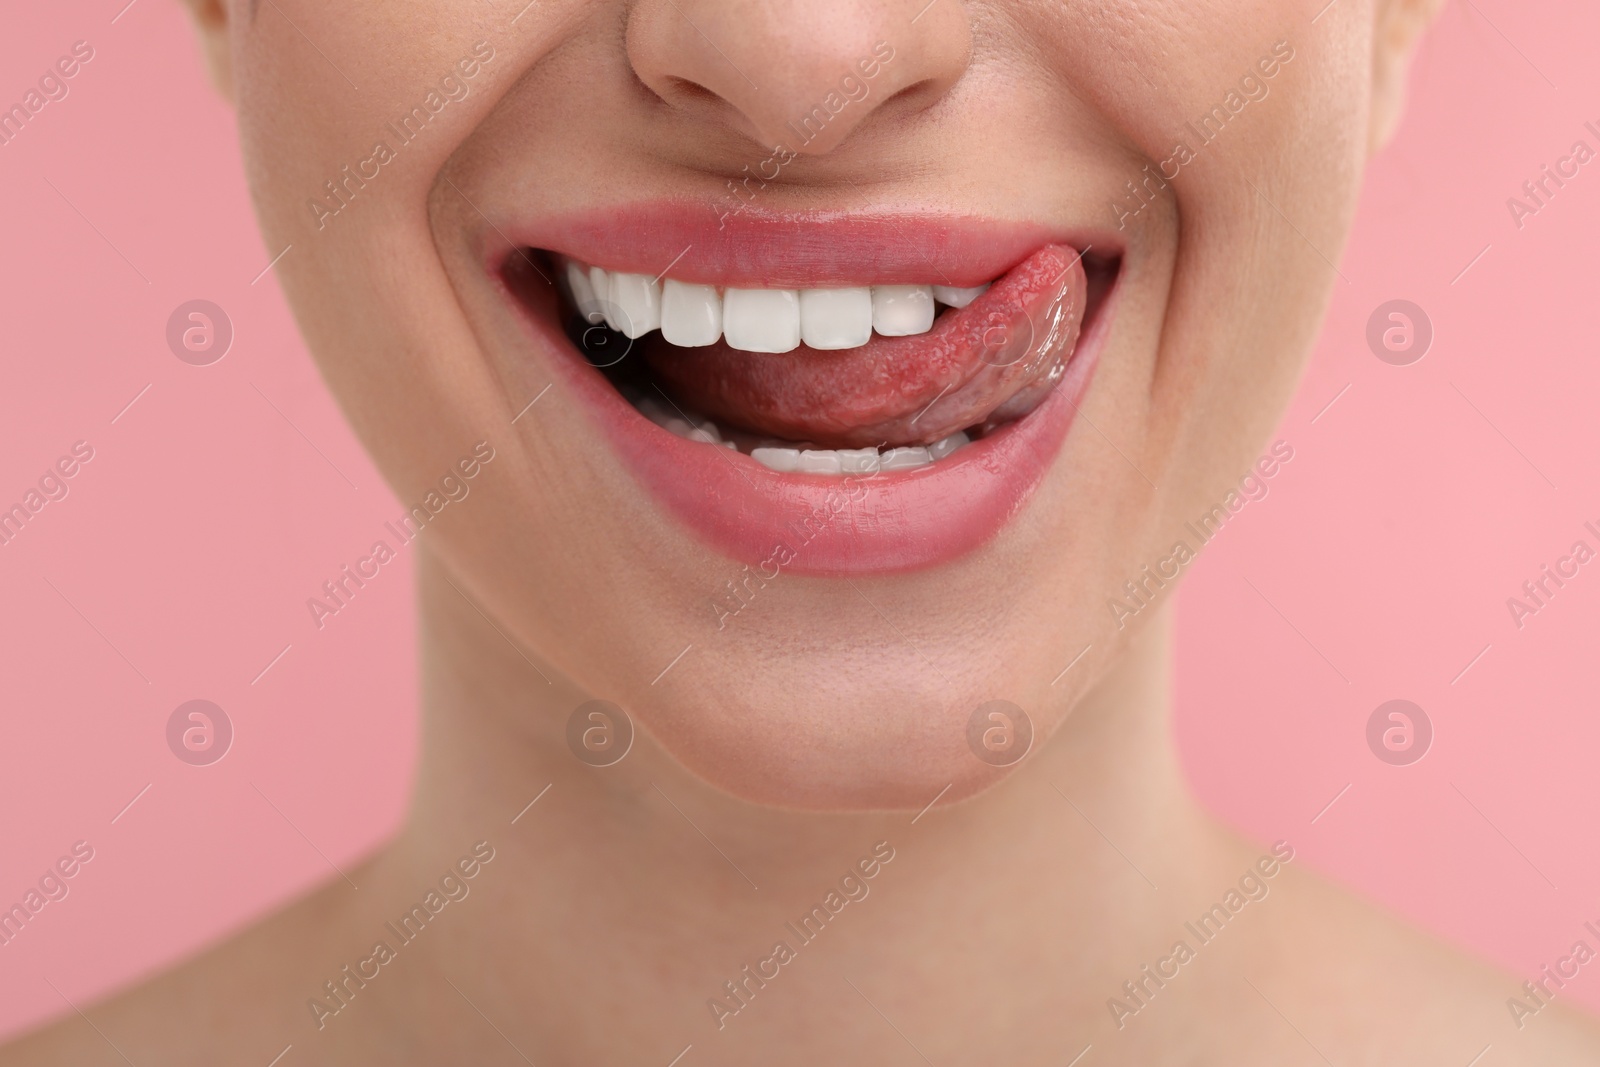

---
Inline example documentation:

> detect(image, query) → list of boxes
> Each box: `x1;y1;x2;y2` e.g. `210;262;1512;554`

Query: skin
7;0;1600;1062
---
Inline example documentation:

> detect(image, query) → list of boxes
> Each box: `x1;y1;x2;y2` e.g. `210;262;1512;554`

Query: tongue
641;244;1087;449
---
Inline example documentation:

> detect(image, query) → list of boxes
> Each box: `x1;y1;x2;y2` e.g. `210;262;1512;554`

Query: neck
366;548;1230;1061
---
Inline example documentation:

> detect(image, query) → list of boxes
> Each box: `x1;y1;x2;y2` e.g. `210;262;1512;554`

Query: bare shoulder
0;871;374;1067
1244;859;1600;1065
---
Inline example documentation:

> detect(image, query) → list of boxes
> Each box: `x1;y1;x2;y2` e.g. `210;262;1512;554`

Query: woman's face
204;0;1400;808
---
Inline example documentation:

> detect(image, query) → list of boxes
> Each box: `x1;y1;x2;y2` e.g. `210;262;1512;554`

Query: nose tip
626;0;971;155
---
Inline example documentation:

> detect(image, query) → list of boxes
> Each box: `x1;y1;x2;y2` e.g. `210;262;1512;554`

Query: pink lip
492;206;1116;576
491;203;1090;289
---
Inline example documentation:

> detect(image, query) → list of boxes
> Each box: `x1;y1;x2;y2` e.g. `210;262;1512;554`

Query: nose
626;0;971;155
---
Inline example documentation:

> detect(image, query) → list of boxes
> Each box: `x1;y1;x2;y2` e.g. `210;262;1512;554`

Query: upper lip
485;202;1114;289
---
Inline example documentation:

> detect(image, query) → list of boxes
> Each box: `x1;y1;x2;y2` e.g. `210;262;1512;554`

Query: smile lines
448;177;549;283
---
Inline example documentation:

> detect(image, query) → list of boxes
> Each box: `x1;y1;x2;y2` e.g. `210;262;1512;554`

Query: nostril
662;76;727;108
879;78;947;116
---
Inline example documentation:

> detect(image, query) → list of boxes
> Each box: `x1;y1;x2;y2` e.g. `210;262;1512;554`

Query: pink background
2;0;1597;1037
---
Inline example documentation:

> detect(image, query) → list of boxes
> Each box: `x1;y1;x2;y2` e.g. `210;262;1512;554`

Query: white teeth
724;288;801;354
799;288;873;350
751;447;802;472
655;410;728;447
836;448;882;474
588;266;620;331
797;450;844;475
928;430;970;460
871;285;935;336
564;261;605;323
748;441;948;474
932;283;989;309
880;446;932;470
661;279;723;347
609;272;662;339
648;401;974;476
560;257;990;353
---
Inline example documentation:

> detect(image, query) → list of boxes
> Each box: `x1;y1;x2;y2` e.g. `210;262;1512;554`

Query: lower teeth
633;395;971;474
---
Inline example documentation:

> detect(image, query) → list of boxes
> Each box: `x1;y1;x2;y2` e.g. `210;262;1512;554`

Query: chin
624;644;1058;811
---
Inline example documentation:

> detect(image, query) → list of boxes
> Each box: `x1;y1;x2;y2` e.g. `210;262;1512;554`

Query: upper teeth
561;257;989;354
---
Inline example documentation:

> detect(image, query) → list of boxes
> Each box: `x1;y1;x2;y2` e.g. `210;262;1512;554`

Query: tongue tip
645;244;1087;449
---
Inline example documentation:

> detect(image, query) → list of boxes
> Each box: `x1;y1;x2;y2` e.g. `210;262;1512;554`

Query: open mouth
495;209;1119;575
552;242;1101;470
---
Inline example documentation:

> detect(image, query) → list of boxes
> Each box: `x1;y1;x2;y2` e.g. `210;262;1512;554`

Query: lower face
239;0;1370;808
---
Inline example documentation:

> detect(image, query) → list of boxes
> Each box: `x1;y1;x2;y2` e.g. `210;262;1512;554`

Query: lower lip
510;271;1108;578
